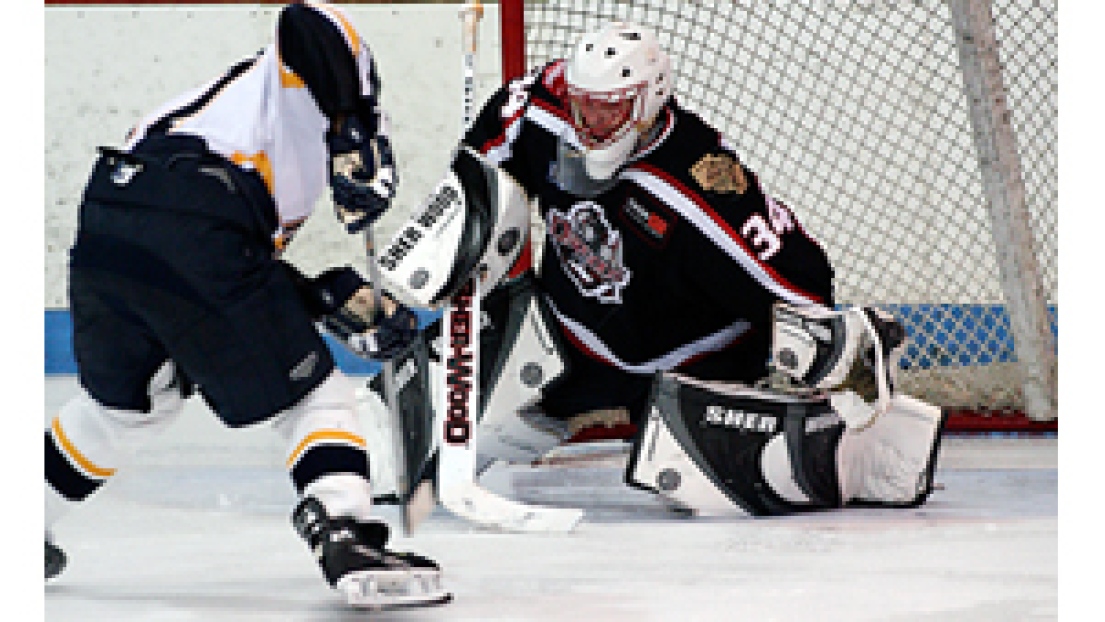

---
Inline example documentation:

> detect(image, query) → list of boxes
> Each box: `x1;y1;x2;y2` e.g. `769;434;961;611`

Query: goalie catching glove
769;303;905;400
327;115;397;233
309;266;418;361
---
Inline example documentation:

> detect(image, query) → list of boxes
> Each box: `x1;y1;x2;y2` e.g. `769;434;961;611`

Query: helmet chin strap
581;128;639;180
584;113;665;178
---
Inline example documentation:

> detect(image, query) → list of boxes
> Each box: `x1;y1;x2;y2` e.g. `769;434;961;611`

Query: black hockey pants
68;137;335;427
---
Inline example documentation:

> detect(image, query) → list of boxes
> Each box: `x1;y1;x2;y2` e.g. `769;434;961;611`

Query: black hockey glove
312;267;419;361
327;115;397;233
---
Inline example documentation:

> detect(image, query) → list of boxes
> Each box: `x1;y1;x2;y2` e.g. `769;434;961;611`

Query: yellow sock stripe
50;417;117;479
286;429;367;469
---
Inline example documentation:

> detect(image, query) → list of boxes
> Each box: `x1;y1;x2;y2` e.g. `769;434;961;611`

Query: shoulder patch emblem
691;154;748;194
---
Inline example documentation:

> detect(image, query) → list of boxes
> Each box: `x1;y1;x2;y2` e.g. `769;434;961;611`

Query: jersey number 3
740;198;794;261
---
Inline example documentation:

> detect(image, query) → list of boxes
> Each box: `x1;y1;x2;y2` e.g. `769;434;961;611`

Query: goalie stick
361;227;416;522
397;1;583;535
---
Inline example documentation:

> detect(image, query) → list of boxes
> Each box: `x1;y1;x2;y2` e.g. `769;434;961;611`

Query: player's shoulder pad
528;60;571;108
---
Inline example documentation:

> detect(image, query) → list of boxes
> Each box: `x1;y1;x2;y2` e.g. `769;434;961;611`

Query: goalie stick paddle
363;222;442;534
402;1;583;535
434;279;583;533
362;227;402;492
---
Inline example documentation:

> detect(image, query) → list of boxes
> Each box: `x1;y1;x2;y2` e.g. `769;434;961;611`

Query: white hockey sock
46;479;78;533
271;370;376;522
46;365;185;529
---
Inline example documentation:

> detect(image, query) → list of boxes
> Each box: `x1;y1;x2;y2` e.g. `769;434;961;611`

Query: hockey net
500;0;1057;431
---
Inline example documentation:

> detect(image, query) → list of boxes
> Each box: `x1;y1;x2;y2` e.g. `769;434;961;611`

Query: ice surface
43;377;1058;621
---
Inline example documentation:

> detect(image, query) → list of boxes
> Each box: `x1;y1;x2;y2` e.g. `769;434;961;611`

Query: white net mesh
514;0;1057;417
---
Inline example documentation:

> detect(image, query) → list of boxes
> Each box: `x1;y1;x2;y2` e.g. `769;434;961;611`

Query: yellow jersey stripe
230;151;275;194
312;1;361;55
278;59;307;89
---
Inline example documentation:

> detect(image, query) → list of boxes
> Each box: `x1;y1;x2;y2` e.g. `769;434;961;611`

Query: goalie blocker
376;146;530;309
626;372;946;517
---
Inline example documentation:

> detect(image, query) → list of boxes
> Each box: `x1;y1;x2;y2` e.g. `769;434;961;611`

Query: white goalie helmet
564;21;673;180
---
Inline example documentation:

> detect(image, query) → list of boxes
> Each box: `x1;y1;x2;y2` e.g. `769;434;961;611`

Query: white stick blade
439;483;584;533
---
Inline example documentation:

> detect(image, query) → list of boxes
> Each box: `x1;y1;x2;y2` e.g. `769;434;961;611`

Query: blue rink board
44;304;1057;375
44;308;440;376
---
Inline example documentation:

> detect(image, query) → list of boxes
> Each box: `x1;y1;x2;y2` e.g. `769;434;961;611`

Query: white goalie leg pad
377;146;531;308
270;370;374;521
836;393;944;506
830;390;878;431
476;406;569;474
759;434;813;505
628;373;852;517
47;361;187;528
629;404;746;517
477;282;571;471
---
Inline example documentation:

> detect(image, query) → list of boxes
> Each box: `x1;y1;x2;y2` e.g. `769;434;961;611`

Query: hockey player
44;2;448;608
376;21;944;518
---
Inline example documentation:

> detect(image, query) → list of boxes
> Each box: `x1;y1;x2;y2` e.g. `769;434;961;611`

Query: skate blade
337;569;451;610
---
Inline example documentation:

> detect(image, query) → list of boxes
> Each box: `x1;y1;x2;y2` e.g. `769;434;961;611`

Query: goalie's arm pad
377;146;530;308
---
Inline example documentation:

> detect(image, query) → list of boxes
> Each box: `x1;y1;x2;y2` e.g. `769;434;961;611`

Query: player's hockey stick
422;1;583;534
362;226;411;507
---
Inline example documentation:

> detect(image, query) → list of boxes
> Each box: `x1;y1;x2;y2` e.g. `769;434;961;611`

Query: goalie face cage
500;0;1057;429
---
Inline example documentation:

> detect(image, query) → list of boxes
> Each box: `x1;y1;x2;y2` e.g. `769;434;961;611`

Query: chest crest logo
691;153;748;194
547;202;631;304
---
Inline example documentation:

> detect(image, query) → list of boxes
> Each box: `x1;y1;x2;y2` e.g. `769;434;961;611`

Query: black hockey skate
45;534;66;580
291;496;450;609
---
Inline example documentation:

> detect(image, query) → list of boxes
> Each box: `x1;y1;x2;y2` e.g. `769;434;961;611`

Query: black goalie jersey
462;61;835;423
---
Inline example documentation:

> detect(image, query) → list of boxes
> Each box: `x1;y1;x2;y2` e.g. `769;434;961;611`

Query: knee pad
770;303;905;415
51;361;186;469
270;370;373;520
837;394;945;507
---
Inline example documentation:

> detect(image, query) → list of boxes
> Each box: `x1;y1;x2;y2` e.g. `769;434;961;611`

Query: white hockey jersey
123;2;386;250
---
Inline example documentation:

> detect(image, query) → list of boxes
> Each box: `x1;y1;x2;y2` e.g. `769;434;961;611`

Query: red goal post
498;0;1057;434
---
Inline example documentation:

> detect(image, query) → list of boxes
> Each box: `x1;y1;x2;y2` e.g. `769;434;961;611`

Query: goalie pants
539;321;772;426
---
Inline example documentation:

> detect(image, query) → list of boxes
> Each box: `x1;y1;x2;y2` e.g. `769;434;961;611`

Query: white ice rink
41;377;1059;621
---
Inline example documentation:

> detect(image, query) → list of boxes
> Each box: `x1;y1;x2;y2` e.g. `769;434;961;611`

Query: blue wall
45;308;441;376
